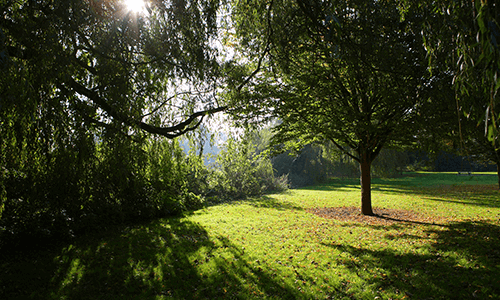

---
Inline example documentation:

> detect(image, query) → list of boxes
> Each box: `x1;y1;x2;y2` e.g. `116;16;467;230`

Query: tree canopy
229;0;441;215
1;0;225;140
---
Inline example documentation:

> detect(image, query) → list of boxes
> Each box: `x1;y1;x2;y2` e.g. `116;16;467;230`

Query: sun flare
124;0;146;13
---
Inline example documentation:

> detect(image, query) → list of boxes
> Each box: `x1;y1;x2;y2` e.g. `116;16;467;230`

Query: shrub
205;134;289;201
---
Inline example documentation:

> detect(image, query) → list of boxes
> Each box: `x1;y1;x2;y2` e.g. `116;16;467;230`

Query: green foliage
419;0;500;169
0;115;291;243
272;144;345;187
1;0;224;137
0;131;195;242
371;149;408;178
145;138;203;216
231;0;430;150
229;0;438;214
0;0;227;241
454;1;500;141
210;133;289;200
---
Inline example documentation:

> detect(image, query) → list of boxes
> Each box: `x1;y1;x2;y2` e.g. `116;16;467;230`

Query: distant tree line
271;145;497;188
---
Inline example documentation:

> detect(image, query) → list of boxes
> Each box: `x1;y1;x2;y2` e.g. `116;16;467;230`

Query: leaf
495;75;500;93
487;124;495;142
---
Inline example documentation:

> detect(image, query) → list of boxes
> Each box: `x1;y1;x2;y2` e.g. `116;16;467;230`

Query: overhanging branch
66;77;226;138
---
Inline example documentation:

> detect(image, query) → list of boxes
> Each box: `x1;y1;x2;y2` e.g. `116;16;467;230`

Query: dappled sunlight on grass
290;172;499;219
1;172;499;299
321;220;500;299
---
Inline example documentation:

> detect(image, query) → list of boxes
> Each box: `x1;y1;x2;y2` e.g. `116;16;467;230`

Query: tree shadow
321;220;500;299
206;193;304;211
298;178;361;191
374;184;500;208
294;175;436;193
0;216;303;299
296;173;443;191
299;174;500;209
242;195;304;211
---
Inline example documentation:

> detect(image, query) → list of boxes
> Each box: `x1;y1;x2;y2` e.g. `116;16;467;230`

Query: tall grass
1;172;499;299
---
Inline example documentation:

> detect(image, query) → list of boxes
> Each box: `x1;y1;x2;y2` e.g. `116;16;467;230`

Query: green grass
1;172;499;299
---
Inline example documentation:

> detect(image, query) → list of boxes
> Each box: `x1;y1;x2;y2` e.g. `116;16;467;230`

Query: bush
0;133;204;245
145;138;206;214
272;144;358;187
0;123;289;246
204;134;289;201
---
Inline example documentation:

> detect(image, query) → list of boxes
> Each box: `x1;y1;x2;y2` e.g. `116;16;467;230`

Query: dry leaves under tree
308;207;450;226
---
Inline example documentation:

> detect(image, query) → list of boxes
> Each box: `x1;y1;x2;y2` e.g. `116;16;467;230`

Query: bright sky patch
124;0;146;13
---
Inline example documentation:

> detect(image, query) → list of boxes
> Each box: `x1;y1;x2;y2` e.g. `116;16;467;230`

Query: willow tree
450;1;500;145
416;0;500;186
229;0;436;215
0;0;228;234
1;0;226;138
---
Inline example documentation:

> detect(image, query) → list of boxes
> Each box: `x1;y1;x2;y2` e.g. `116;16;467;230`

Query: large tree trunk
360;154;374;216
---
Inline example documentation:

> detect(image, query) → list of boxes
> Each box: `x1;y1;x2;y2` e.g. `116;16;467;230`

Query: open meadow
1;172;499;299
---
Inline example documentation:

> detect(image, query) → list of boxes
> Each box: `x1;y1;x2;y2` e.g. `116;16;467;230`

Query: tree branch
233;0;273;93
66;77;226;138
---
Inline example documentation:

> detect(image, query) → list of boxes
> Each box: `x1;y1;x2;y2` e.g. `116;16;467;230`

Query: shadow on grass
242;195;304;211
374;183;500;209
299;178;360;191
420;194;500;208
0;216;302;299
298;173;445;191
322;220;500;299
300;173;500;208
206;194;304;211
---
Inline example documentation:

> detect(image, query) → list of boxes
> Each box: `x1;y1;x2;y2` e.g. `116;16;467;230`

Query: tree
452;1;500;143
1;0;225;139
229;0;435;215
456;1;500;187
460;90;500;188
0;0;229;236
419;0;500;185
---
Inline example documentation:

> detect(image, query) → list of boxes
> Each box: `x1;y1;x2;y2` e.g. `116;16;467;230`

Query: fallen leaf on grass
308;207;449;225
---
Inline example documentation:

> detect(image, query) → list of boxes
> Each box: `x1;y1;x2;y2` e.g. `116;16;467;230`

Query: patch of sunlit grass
1;172;499;299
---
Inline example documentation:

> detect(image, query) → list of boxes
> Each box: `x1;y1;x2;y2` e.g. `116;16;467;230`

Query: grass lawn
1;172;499;299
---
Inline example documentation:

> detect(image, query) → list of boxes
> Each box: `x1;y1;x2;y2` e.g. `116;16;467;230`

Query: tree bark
360;154;374;216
